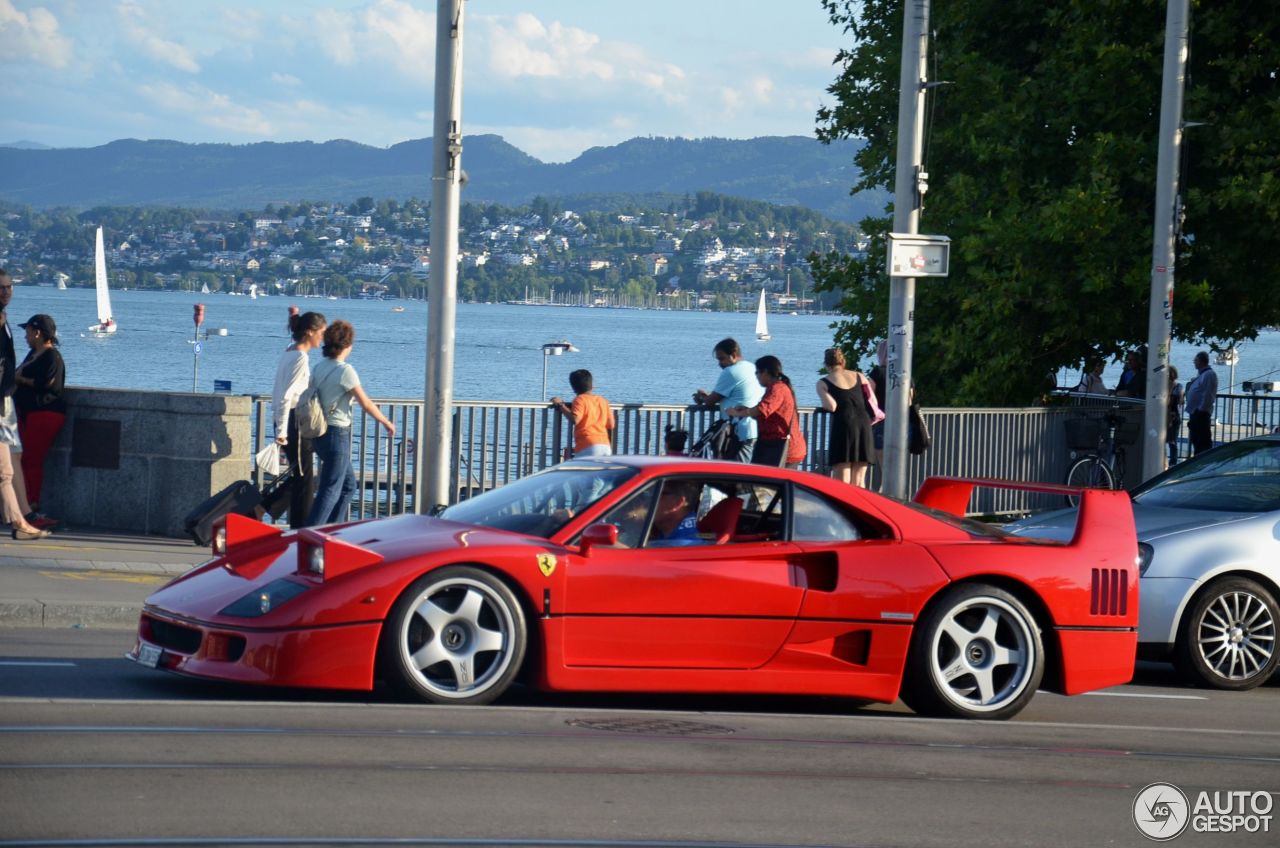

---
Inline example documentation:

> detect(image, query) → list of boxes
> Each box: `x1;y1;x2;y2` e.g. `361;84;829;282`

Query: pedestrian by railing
248;391;1280;520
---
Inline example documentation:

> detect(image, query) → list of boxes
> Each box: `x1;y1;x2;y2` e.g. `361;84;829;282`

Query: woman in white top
269;311;325;528
304;320;395;527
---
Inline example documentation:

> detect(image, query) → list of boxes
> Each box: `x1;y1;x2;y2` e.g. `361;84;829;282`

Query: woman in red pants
13;314;66;524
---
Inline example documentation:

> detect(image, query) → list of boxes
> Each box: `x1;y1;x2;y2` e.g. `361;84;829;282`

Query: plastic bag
255;442;282;476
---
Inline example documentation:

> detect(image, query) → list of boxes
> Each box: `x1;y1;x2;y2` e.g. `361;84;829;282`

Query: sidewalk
0;528;210;630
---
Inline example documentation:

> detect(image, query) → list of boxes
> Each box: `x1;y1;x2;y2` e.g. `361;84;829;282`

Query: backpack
296;364;342;439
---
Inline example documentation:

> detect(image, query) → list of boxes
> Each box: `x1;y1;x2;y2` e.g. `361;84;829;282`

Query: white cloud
0;0;73;68
118;1;200;73
138;81;271;135
310;0;434;79
271;72;301;87
475;12;684;101
312;8;357;66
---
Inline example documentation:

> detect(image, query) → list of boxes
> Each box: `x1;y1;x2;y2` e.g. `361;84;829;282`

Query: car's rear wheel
1176;577;1278;691
901;584;1044;720
381;566;527;705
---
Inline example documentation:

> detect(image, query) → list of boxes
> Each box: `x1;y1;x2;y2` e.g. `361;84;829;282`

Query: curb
0;600;143;630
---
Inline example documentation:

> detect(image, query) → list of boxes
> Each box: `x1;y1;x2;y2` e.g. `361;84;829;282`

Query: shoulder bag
296;365;343;440
751;386;799;467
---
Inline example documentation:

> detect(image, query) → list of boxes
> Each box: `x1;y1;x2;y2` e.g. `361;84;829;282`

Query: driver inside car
648;481;705;547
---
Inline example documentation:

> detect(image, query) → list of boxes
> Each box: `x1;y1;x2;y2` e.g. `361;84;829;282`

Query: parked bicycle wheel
1064;455;1115;506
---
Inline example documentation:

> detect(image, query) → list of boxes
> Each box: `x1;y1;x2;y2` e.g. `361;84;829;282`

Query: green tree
811;0;1280;405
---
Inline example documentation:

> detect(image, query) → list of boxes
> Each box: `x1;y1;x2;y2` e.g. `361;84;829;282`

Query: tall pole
418;0;465;513
883;0;929;499
1141;0;1190;481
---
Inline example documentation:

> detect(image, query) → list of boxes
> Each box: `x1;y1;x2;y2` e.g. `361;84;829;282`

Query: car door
561;476;806;669
787;484;947;623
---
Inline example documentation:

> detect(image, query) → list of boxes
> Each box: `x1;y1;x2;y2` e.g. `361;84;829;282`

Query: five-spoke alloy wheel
1177;577;1279;691
381;566;527;704
903;584;1044;720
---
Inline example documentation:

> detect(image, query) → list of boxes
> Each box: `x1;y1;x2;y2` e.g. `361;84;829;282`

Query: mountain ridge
0;135;882;223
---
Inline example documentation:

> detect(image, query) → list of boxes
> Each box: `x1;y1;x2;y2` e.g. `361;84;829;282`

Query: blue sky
0;0;845;162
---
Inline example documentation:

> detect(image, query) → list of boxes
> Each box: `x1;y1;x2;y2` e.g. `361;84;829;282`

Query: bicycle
1063;413;1129;506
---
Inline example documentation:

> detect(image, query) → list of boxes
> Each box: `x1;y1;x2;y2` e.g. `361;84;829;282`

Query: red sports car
130;457;1139;720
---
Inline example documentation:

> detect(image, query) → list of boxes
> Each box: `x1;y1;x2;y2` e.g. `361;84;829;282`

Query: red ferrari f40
130;457;1139;720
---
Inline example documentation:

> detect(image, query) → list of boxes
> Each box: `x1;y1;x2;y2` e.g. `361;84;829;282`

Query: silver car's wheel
902;584;1044;720
1178;577;1279;691
381;566;526;704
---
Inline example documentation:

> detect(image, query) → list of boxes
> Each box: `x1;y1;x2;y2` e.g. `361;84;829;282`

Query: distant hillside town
0;192;867;312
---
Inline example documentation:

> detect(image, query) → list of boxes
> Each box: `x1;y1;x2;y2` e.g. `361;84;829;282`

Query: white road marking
1081;690;1207;701
0;660;77;667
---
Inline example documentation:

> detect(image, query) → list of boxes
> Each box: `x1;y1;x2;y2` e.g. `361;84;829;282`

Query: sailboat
88;227;117;335
200;282;210;294
249;283;258;300
755;289;770;341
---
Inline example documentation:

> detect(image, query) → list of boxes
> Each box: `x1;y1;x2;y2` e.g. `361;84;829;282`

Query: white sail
755;289;770;341
200;282;210;294
90;227;116;334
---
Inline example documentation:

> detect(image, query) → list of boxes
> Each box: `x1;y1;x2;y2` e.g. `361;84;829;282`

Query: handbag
296;365;342;440
751;438;790;467
908;403;931;454
751;385;799;467
0;398;20;447
862;381;886;425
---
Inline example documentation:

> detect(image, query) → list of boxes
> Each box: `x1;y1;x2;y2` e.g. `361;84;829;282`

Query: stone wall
39;387;252;537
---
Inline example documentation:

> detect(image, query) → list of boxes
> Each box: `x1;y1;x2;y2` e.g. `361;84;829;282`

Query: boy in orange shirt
551;369;615;458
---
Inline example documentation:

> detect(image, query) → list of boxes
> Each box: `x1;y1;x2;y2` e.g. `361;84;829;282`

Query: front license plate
136;644;162;668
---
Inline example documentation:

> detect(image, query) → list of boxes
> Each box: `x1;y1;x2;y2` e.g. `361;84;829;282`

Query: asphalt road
0;628;1276;848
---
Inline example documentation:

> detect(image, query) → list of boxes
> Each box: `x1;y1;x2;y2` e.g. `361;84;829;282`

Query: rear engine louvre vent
1090;568;1129;616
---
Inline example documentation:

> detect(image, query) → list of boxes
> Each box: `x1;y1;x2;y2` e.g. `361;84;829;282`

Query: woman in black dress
815;348;875;487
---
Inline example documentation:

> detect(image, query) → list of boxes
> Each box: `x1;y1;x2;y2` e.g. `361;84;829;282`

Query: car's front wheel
1176;577;1279;691
381;566;527;705
901;584;1045;720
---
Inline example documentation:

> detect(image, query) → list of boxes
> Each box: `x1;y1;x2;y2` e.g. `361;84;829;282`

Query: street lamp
541;340;579;401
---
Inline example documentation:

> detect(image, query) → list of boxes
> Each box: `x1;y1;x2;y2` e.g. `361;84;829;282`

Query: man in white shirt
1184;351;1219;456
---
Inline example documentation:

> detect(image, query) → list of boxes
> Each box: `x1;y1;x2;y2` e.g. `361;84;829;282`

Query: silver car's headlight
1137;543;1154;576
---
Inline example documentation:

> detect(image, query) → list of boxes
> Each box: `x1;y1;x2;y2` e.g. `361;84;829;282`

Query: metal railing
248;391;1280;519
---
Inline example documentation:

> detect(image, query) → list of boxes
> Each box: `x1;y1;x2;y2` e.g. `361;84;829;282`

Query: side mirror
580;523;619;556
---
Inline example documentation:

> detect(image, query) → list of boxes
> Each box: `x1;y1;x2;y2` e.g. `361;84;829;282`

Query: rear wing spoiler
913;476;1135;551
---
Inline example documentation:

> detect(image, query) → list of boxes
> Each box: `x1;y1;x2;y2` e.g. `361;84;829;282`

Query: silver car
1007;434;1280;690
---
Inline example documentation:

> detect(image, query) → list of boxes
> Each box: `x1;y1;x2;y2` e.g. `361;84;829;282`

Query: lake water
14;287;1280;408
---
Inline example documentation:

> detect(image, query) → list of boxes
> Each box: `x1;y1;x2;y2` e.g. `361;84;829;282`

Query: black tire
1175;577;1279;691
380;565;527;705
1064;456;1115;507
901;584;1045;720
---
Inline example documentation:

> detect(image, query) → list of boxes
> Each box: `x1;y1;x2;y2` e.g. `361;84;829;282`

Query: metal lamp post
191;303;205;392
541;341;579;401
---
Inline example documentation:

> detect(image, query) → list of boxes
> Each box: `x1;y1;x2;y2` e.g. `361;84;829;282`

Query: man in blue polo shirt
693;337;763;462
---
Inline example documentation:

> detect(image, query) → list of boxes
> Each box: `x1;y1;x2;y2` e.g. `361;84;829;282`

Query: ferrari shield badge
537;553;557;577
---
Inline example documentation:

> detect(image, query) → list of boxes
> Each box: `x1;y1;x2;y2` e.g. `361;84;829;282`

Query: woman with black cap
14;313;66;525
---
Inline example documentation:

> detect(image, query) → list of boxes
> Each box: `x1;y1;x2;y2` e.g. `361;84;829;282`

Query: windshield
1132;439;1280;512
439;462;637;538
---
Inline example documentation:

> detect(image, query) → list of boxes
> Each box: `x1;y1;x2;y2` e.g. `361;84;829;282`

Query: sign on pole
887;233;950;278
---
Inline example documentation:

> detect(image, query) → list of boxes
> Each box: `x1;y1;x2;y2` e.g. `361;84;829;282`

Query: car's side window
591;477;790;548
791;486;864;542
724;480;785;543
596;484;661;548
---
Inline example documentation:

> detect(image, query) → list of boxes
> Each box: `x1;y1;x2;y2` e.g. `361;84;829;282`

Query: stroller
687;418;739;460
